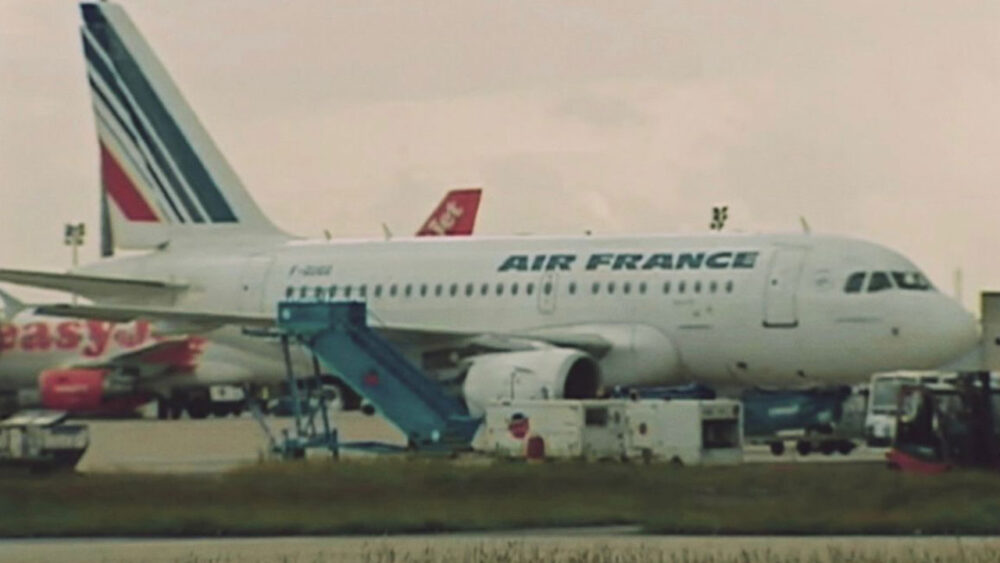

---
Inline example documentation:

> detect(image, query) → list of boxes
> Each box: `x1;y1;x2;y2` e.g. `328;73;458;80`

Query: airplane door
537;272;558;315
763;247;806;328
239;254;275;314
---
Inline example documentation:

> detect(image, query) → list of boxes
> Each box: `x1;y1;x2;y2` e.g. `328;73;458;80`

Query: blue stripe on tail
82;4;238;223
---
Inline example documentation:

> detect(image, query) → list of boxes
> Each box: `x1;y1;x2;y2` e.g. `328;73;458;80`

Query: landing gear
186;399;210;419
156;397;183;420
769;441;785;456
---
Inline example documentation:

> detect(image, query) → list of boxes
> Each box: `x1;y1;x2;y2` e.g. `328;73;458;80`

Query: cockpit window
844;272;866;293
892;271;933;291
868;272;893;292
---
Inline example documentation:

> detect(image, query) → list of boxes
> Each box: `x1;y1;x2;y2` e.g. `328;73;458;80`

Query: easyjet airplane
0;189;481;418
0;2;979;418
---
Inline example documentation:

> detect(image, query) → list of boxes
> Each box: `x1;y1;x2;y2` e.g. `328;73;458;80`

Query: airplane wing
34;303;271;333
0;268;186;301
33;301;612;357
70;337;203;374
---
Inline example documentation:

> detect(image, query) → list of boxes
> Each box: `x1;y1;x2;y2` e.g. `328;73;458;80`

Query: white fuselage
74;232;979;391
0;313;298;395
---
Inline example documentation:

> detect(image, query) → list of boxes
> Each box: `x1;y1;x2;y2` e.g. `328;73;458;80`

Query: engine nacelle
461;349;601;417
38;368;108;411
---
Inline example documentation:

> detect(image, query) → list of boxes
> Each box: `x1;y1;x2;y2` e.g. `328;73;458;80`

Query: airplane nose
927;298;980;366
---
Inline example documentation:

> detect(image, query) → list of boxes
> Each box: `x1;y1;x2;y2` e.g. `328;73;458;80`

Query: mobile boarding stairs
251;301;481;459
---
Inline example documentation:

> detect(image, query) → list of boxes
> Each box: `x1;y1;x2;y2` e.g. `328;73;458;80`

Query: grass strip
0;460;998;536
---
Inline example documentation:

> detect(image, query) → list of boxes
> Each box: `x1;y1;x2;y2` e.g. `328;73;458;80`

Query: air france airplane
0;2;979;416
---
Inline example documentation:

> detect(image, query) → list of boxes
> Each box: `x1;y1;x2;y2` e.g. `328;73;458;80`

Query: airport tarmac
76;412;885;474
4;534;999;562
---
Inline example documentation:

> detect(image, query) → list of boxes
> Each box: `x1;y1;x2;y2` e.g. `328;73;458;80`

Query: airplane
0;2;980;419
0;188;482;419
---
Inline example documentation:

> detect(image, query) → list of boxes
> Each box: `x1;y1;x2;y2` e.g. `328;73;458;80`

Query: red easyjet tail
416;188;482;236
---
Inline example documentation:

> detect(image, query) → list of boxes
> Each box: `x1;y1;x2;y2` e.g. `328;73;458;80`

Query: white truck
624;399;743;465
481;398;743;465
482;400;628;460
0;410;89;471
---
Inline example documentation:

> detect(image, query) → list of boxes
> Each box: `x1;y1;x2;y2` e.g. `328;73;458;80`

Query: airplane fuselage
76;232;979;390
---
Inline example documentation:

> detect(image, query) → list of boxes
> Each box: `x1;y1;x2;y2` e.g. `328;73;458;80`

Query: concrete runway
5;534;999;562
75;412;885;473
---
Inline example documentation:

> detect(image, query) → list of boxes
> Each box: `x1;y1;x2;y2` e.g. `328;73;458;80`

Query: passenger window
592;282;600;295
844;272;865;293
662;281;671;294
638;281;647;294
678;281;686;294
389;284;397;297
526;283;535;296
868;272;893;293
344;286;353;298
496;283;504;296
709;281;717;293
420;284;428;297
725;280;733;294
314;286;325;300
511;282;519;296
329;285;337;298
568;281;577;295
285;287;294;299
694;281;702;294
374;285;383;298
543;282;553;295
450;283;458;297
405;284;413;297
607;281;615;295
480;283;489;296
434;284;443;297
299;286;309;299
358;285;367;298
465;283;474;297
623;282;631;295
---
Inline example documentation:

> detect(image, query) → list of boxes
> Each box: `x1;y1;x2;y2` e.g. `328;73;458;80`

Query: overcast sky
2;0;1000;310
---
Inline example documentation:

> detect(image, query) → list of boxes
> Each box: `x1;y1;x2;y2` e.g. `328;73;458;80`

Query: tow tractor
0;410;89;472
887;372;999;473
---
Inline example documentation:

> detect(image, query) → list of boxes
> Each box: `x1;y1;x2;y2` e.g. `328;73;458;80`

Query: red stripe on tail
100;142;158;222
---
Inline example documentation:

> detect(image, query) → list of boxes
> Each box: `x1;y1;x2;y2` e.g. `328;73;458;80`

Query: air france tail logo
497;251;759;272
422;201;465;236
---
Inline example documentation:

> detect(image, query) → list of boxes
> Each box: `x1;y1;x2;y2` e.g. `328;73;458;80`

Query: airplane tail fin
0;287;27;320
80;2;289;251
416;188;482;236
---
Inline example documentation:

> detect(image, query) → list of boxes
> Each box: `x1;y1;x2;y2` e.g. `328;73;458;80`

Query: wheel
837;440;855;455
819;441;836;455
769;442;785;456
156;398;169;420
186;400;210;419
796;440;812;456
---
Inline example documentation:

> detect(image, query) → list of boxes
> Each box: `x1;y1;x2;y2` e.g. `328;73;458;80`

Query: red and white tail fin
415;188;482;236
80;2;289;251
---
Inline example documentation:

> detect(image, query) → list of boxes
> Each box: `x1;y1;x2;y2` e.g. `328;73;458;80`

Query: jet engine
461;349;601;417
38;369;109;411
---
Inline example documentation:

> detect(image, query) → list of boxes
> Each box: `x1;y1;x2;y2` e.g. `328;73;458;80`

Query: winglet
0;287;27;319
